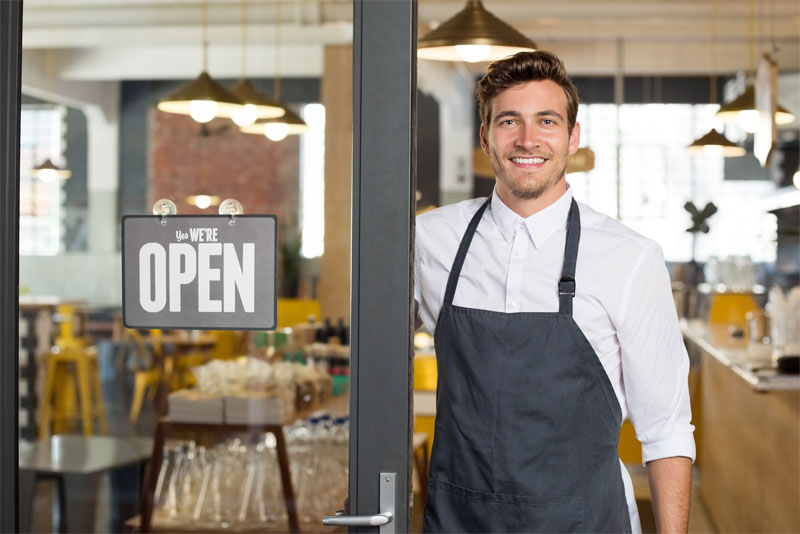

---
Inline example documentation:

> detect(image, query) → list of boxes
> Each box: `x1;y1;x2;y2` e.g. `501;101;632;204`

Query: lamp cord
748;0;755;73
710;0;716;104
241;0;247;77
202;0;208;71
274;0;281;102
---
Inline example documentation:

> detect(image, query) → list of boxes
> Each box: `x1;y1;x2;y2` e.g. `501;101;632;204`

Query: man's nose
515;125;539;149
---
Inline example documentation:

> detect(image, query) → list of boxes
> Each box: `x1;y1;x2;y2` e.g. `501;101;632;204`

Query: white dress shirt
415;186;695;534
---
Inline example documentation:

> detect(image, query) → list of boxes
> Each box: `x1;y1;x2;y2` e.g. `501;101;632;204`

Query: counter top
681;319;800;392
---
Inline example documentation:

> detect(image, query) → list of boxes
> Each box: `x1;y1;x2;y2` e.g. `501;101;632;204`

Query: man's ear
480;123;490;155
568;122;581;155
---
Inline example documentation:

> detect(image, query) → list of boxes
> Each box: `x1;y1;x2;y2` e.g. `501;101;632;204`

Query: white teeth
511;157;544;164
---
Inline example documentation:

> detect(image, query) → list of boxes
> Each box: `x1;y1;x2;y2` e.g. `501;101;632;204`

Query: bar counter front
682;319;800;533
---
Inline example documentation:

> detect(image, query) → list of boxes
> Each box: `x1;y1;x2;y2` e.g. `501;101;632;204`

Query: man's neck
495;179;568;219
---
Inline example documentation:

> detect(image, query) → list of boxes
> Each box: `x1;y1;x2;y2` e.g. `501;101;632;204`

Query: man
415;51;695;533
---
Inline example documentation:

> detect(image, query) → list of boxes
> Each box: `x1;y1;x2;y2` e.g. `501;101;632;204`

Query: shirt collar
489;185;574;249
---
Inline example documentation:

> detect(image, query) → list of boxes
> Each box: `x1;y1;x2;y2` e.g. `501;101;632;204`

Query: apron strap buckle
558;276;576;296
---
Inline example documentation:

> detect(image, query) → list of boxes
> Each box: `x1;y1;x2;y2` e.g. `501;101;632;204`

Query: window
569;103;776;263
299;103;326;258
19;105;66;256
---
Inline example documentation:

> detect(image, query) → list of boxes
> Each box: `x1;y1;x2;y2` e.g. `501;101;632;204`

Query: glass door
1;1;416;532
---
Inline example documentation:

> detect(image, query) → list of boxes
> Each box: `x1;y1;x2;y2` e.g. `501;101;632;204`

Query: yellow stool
39;345;108;437
126;329;161;424
129;368;160;424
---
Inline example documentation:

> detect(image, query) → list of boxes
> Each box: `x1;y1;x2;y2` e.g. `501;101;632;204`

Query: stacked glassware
151;414;349;530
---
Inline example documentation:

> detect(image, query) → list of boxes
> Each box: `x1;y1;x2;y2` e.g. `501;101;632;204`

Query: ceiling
19;0;800;81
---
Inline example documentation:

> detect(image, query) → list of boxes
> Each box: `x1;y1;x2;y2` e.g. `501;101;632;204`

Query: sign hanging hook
219;198;244;225
152;199;178;226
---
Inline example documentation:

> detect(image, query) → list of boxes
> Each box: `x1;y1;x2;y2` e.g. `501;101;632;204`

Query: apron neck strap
442;196;582;315
558;199;581;315
443;196;492;306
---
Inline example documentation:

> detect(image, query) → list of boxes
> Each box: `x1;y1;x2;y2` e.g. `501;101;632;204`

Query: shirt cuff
641;430;696;466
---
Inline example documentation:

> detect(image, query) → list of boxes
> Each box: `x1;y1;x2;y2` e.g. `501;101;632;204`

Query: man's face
480;80;580;201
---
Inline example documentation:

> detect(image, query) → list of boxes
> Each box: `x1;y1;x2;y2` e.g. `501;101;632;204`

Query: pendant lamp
239;0;307;141
418;0;536;63
240;107;307;141
31;158;72;182
714;84;796;133
228;0;284;127
157;0;243;123
714;0;796;133
688;129;747;157
31;51;73;180
687;0;745;158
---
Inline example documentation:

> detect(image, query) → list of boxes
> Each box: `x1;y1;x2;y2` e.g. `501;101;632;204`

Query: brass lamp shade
227;78;285;120
715;84;796;126
31;158;71;180
157;71;244;117
239;106;308;136
418;0;536;62
687;129;746;157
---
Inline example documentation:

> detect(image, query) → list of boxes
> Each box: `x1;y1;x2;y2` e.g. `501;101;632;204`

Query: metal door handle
322;472;396;532
322;511;393;527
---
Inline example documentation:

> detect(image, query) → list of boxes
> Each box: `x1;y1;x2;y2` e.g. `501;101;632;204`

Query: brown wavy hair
477;50;579;134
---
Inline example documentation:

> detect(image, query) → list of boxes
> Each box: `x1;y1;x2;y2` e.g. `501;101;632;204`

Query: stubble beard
490;149;567;200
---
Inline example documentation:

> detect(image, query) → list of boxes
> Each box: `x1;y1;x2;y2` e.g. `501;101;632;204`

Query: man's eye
501;119;515;125
542;119;554;125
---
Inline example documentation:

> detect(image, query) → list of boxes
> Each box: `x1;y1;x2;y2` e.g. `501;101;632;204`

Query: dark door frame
1;1;417;532
350;0;417;530
0;0;22;532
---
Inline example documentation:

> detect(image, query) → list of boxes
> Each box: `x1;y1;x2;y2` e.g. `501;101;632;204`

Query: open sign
122;215;277;330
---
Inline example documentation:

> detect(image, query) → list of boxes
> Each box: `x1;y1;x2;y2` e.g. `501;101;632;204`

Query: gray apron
422;197;631;533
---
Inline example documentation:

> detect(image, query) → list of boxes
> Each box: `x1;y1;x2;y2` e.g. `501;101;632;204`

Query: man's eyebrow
494;110;521;122
536;109;565;121
493;109;565;122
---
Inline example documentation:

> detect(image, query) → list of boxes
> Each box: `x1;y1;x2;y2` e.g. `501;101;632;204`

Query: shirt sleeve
616;243;696;465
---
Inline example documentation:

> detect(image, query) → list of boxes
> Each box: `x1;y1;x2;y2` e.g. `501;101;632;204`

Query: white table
19;435;152;533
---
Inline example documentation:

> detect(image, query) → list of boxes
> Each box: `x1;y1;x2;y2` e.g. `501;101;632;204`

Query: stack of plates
168;390;224;423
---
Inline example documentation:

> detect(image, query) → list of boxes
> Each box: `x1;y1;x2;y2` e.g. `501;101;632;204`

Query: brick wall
149;110;300;226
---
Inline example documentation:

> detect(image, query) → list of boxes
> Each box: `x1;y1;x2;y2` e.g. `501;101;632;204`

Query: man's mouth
510;156;546;166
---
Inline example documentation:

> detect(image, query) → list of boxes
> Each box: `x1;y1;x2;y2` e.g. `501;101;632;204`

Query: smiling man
415;51;695;533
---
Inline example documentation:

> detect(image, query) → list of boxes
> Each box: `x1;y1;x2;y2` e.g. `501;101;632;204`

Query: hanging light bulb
231;104;258;127
186;192;221;209
455;44;492;63
264;122;289;142
187;99;218;123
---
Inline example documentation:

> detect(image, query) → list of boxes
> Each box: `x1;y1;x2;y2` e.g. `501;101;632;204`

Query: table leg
110;461;146;533
272;428;300;534
18;470;36;533
140;422;166;533
62;472;100;533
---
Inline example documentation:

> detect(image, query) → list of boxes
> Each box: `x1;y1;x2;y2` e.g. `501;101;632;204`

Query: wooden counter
682;320;800;533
